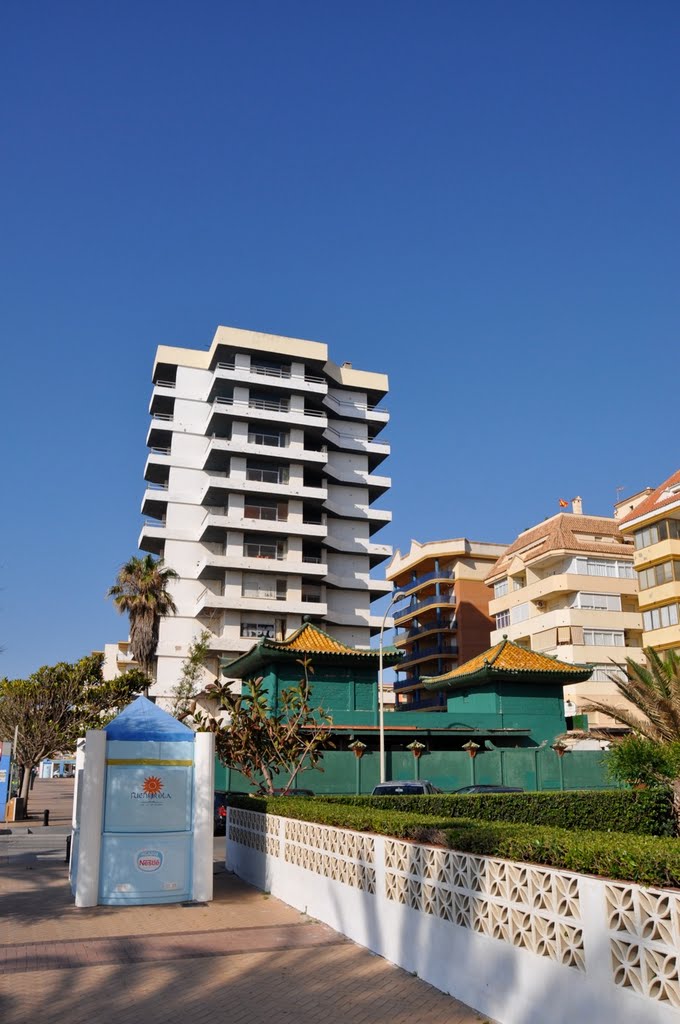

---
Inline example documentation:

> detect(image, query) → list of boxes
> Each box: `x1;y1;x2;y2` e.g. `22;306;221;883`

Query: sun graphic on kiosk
142;775;164;795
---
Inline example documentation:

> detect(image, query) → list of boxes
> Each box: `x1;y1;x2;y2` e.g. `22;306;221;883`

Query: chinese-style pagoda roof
221;621;403;679
423;637;592;691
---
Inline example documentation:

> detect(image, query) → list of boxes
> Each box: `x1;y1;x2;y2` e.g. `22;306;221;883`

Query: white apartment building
139;325;393;699
485;499;644;730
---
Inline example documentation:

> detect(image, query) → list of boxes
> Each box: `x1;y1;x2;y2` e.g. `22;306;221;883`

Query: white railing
146;482;169;491
152;413;174;422
154;379;176;389
229;812;680;1024
149;446;171;456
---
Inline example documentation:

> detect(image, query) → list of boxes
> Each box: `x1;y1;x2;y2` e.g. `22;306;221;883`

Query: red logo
142;775;163;795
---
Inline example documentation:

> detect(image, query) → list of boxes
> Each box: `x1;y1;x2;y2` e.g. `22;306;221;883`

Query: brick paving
0;780;490;1024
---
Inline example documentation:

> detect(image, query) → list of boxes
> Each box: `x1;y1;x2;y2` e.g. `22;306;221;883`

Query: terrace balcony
393;592;456;626
392;568;455;599
198;509;327;543
205;396;327;434
196;552;327;580
394;618;456;646
200;474;327;505
323;462;391;498
323;425;390;469
195;587;327;618
202;436;327;470
212;360;327;396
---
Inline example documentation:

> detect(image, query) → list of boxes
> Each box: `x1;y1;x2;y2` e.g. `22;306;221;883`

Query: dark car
451;785;524;795
371;780;441;795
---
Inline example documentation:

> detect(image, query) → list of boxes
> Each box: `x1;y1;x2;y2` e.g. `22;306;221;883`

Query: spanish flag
559;498;569;508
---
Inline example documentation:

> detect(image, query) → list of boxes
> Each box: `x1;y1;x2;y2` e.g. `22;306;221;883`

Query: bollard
43;809;50;827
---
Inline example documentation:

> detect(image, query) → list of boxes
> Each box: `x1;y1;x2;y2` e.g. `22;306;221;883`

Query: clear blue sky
1;1;679;678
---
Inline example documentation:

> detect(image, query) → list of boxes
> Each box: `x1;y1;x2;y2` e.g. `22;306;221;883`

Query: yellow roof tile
425;638;591;685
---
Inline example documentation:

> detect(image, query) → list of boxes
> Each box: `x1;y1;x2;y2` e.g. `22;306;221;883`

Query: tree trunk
19;765;33;817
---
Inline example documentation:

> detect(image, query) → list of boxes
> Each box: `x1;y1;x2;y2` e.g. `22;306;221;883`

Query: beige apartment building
385;538;507;711
486;499;643;730
617;469;680;653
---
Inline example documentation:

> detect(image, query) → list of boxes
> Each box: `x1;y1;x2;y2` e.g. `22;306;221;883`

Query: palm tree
585;647;680;742
108;555;179;684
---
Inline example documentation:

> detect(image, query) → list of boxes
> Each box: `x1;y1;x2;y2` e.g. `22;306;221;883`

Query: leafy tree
171;629;212;719
190;657;333;793
0;654;141;813
107;554;178;682
585;647;680;742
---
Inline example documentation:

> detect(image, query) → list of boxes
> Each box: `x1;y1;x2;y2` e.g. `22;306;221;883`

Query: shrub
605;735;675;788
225;795;680;887
310;788;675;837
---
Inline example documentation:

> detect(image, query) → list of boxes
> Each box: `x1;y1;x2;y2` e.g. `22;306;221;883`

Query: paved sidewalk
1;780;489;1024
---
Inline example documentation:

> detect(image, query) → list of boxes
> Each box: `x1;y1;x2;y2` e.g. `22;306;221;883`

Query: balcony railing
393;569;455;601
152;413;174;422
396;692;448;711
146;482;169;491
149;446;171;456
397;644;458;668
395;593;456;619
154;379;176;389
251;363;291;379
304;371;325;384
249;397;290;413
244;506;288;522
395;619;456;642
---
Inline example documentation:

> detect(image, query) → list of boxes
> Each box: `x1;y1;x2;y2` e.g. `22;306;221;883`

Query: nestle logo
136;849;163;872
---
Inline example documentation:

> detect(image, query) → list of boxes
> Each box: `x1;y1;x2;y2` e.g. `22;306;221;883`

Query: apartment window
634;520;680;549
510;603;529;625
494;579;508;598
495;610;511;629
246;461;289;485
248;429;288;448
244;534;286;560
243;498;288;522
589;664;627;684
642;603;680;632
583;629;625;647
570;557;634;580
301;585;323;603
241;622;276;639
242;574;287;601
638;561;680;590
511;576;525;592
574;592;622;611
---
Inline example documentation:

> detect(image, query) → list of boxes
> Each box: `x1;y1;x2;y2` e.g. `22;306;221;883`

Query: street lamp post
379;590;406;783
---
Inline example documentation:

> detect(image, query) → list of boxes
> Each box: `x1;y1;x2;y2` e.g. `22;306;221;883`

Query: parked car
451;785;524;795
371;780;441;795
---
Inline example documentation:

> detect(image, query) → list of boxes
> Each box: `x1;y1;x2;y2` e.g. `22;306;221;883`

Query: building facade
385;538;507;712
485;499;643;730
617;469;680;653
140;325;393;700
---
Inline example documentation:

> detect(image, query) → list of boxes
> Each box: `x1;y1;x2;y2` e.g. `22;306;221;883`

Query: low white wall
227;809;680;1024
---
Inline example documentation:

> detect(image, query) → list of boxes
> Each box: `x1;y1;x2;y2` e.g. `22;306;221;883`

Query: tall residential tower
140;326;393;700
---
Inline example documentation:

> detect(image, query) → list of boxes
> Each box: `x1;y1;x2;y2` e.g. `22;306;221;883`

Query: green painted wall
446;681;567;745
215;744;613;795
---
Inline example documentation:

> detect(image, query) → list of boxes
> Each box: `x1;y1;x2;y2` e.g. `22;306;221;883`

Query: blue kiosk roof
104;696;195;742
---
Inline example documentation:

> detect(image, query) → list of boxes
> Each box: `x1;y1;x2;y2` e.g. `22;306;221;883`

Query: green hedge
226;795;680;888
311;788;675;837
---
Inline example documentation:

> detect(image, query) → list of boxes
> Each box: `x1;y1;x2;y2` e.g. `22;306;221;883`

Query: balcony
212;360;327;395
203;436;327;468
393;593;456;625
396;644;459;672
323;462;391;498
198;510;327;542
323;426;390;468
195;587;327;618
394;619;456;646
143;451;171;486
138;520;166;556
323;392;390;431
392;568;455;600
141;486;169;520
323;534;392;567
206;396;328;433
395;692;448;712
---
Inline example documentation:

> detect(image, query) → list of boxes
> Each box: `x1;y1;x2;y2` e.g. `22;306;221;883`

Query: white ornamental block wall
226;809;680;1024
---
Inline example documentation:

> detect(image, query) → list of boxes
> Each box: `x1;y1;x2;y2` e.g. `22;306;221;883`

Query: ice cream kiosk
70;696;214;907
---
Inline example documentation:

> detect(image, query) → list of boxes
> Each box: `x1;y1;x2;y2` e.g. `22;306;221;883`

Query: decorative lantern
462;740;481;759
407;740;426;760
348;740;367;760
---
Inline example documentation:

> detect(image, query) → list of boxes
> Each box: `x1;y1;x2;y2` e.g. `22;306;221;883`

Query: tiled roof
486;513;631;582
269;622;376;656
221;622;403;679
423;637;592;689
617;469;680;527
